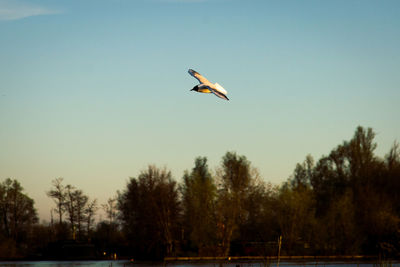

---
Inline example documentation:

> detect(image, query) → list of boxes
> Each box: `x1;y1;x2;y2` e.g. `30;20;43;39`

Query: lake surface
0;261;399;267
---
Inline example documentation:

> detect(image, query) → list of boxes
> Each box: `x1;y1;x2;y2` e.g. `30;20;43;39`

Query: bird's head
190;85;199;92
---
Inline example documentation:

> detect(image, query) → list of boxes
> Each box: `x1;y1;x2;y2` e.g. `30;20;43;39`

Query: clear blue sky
1;0;399;221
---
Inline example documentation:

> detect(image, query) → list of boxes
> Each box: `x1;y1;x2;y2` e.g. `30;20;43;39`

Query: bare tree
64;184;76;237
47;178;66;224
102;197;117;225
85;199;98;236
74;189;88;239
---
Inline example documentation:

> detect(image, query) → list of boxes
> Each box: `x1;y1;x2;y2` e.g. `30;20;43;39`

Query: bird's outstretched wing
207;87;229;101
188;69;212;85
214;82;228;95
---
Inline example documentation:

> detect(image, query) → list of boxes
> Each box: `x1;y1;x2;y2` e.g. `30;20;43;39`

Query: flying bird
188;69;229;101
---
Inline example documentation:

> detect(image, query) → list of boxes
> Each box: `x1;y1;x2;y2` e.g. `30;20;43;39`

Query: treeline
0;126;399;260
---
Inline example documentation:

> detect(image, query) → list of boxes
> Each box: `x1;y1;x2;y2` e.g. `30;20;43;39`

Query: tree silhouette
47;177;66;224
215;152;254;256
181;157;217;255
85;199;98;237
0;178;38;258
118;165;180;259
2;125;400;259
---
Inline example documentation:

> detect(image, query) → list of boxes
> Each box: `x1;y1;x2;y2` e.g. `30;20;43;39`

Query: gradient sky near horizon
1;0;399;221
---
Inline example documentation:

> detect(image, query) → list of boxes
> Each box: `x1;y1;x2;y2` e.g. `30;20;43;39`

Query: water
0;261;399;267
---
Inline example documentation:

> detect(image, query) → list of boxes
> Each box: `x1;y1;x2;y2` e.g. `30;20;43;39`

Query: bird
188;69;229;101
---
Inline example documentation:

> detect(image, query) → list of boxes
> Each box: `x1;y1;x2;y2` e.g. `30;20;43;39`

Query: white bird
188;69;229;101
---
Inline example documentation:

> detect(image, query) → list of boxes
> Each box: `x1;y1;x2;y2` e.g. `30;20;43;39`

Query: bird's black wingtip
188;69;199;75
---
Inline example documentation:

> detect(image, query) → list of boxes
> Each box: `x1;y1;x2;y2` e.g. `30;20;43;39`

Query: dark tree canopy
0;178;38;258
118;165;180;259
2;126;400;260
181;157;217;255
